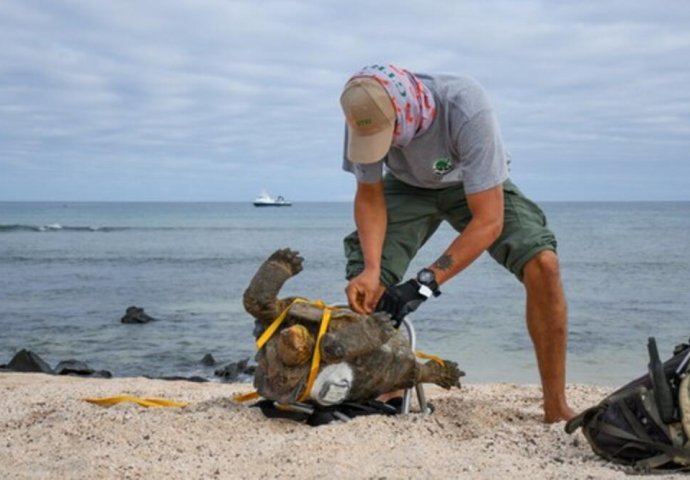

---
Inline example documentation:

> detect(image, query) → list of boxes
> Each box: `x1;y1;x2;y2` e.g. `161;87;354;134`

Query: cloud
0;0;688;200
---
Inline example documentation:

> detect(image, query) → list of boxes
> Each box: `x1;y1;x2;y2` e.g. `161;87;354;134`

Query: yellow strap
255;298;309;350
298;306;332;402
415;350;445;366
84;395;188;408
232;391;260;402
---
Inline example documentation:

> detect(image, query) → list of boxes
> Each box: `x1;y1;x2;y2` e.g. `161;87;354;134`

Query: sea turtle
243;248;464;406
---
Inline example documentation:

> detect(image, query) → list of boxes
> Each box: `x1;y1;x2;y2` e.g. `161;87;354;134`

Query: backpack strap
564;406;598;434
680;375;690;439
618;399;654;442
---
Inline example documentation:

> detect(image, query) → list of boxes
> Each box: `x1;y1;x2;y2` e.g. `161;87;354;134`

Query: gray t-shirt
342;73;509;194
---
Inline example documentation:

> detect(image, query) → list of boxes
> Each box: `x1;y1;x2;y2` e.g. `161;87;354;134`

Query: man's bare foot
544;405;576;423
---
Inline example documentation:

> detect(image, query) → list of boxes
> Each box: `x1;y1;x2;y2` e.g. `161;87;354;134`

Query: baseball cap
340;77;395;164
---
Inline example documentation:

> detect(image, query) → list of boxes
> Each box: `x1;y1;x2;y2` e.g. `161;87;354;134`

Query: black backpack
251;398;405;426
566;337;690;472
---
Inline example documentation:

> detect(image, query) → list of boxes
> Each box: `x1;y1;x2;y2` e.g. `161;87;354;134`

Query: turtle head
277;324;315;367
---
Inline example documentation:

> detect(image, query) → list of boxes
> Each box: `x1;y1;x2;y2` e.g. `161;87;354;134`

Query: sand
0;372;686;479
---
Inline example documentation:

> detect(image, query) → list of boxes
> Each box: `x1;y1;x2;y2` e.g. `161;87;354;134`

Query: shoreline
3;372;686;479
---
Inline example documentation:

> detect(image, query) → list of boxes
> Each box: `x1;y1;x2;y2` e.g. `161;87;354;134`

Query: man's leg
486;180;575;423
522;250;575;423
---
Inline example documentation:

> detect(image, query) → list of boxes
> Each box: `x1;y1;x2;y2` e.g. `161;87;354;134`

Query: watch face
418;269;435;285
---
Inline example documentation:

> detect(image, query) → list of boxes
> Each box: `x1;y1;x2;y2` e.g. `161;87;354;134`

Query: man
339;64;575;423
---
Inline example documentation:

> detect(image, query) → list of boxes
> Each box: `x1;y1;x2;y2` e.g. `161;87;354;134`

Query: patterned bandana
348;64;437;148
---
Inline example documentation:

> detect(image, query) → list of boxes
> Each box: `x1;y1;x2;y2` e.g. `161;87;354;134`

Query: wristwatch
416;268;441;298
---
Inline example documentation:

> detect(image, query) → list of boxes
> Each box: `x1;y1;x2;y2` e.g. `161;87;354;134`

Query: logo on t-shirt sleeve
432;157;454;176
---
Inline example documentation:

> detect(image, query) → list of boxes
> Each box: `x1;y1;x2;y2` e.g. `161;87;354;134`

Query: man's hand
345;269;384;314
375;279;429;327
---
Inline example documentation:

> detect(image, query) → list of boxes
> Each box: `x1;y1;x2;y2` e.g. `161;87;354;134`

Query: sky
1;0;689;202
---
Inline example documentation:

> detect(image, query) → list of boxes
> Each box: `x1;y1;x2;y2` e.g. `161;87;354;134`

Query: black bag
566;337;690;471
251;398;404;427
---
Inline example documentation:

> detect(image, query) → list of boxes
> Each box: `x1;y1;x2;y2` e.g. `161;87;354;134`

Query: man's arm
345;180;387;314
430;184;504;284
374;183;505;325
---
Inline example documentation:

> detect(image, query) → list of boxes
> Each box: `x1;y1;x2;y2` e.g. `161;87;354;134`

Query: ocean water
1;201;689;386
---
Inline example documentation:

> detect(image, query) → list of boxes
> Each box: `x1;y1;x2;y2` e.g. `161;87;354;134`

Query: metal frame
400;316;431;415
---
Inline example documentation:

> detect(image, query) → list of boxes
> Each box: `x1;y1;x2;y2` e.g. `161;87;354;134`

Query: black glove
375;279;428;328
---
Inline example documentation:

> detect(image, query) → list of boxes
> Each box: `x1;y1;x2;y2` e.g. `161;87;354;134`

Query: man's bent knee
523;250;561;284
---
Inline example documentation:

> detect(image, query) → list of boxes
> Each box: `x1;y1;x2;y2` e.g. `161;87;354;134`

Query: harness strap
255;297;311;350
84;395;188;408
233;391;260;402
415;351;445;366
299;305;332;401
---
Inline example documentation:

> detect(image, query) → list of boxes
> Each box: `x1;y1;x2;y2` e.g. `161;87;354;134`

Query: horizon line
1;199;689;204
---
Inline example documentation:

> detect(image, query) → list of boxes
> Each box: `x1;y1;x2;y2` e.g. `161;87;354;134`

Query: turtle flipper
416;360;464;389
243;248;304;325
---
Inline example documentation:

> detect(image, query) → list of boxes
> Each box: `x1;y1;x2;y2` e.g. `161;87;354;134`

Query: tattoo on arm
433;253;453;271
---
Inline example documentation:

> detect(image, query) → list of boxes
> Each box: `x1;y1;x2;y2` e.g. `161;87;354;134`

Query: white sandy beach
0;372;687;480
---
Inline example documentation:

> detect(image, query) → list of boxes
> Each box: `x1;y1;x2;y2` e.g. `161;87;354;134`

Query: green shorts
344;176;557;285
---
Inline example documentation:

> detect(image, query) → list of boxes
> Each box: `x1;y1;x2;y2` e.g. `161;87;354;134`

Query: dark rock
146;375;209;383
121;306;157;324
54;359;112;378
214;358;254;382
55;359;94;375
201;354;216;366
6;349;54;374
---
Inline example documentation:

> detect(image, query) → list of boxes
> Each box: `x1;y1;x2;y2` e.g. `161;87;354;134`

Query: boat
253;191;292;207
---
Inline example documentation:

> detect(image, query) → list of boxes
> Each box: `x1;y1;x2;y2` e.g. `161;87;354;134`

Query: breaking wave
0;224;306;233
0;224;125;233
